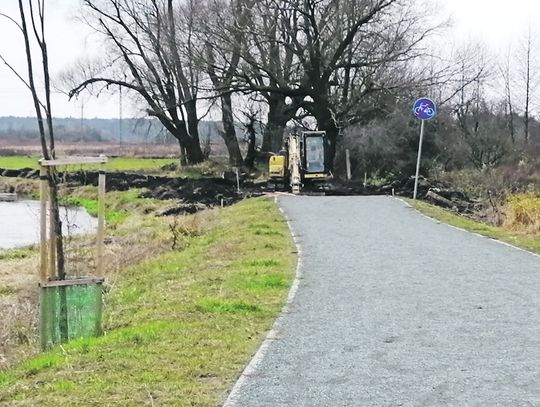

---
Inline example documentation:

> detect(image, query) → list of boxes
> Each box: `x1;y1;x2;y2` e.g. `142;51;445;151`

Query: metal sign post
413;120;425;200
412;98;437;200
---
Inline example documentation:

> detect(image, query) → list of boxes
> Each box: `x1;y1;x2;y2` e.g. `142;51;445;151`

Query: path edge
222;195;302;406
396;197;540;260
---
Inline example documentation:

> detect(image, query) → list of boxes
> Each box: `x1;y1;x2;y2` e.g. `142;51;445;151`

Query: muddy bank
0;167;263;215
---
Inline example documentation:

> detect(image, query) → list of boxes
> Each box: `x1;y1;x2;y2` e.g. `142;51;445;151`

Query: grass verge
407;199;540;255
0;156;232;177
0;197;296;406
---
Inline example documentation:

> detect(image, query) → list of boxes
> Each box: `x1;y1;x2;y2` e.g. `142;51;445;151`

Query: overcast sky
0;0;539;119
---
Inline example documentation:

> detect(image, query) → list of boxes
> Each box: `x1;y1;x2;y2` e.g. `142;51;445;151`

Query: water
0;200;98;250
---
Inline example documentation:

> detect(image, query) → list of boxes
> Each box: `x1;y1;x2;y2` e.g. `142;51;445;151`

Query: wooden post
48;166;56;280
345;149;351;180
235;167;241;193
39;164;48;282
96;168;106;277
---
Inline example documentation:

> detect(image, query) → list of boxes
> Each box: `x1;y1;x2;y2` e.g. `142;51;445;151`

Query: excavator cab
302;131;330;179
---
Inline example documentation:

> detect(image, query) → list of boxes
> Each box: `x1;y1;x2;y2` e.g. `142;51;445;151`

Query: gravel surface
225;196;540;407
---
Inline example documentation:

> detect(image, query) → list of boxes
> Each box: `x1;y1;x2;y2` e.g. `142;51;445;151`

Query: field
0;155;177;172
0;139;231;160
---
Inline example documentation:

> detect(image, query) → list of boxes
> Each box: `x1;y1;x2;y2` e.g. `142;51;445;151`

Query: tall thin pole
48;167;57;279
119;82;123;149
345;149;351;180
413;120;425;200
96;166;106;278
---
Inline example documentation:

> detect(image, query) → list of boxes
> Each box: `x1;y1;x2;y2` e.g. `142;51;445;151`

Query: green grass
0;286;18;296
0;247;33;261
0;198;296;406
61;196;127;224
0;156;176;172
0;156;36;169
195;299;262;314
61;188;161;225
0;156;235;179
408;199;540;255
0;374;13;387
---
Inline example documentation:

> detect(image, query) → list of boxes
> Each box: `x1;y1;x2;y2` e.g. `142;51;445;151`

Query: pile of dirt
140;178;263;216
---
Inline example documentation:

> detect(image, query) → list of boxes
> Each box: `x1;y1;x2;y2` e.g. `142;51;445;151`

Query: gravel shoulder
225;195;540;407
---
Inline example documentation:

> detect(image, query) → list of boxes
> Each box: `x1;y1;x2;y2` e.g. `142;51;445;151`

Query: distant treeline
0;117;226;144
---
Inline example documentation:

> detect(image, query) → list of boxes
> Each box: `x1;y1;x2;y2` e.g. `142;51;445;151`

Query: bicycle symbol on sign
414;103;434;116
413;98;436;121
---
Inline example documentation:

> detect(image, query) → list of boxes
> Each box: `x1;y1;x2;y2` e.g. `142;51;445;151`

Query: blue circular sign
413;98;437;121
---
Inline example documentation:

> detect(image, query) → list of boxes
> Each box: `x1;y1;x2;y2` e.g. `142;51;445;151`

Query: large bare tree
227;0;440;166
70;0;205;164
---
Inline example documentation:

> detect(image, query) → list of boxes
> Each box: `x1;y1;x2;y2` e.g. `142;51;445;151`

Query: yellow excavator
268;131;332;194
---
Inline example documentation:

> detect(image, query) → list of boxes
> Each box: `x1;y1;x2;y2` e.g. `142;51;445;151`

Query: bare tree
69;0;205;164
227;0;441;167
499;47;516;144
517;26;538;145
450;52;510;169
1;1;66;279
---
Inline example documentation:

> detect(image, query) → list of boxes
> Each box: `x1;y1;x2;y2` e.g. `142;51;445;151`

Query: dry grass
0;142;181;158
0;187;176;369
0;178;39;197
409;199;540;255
0;253;39;369
503;193;540;234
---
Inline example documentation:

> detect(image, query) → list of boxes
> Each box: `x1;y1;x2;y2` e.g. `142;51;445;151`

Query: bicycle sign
413;98;437;121
411;97;436;200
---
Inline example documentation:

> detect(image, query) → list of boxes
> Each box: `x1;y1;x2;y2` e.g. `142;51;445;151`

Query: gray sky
0;0;539;119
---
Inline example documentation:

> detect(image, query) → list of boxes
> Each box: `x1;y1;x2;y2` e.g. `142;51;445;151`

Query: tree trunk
221;93;243;166
262;96;288;153
244;119;257;169
182;135;204;164
310;98;339;171
524;29;532;145
177;140;187;166
185;99;201;152
160;117;203;165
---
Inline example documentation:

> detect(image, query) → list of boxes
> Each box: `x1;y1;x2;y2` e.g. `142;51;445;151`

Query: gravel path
225;196;540;407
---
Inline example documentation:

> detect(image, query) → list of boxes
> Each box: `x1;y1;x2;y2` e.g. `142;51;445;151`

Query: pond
0;200;97;250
